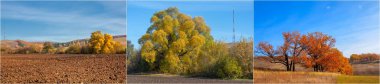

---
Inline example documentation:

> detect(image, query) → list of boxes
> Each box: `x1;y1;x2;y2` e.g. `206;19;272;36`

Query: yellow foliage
114;41;126;54
172;38;187;53
141;41;156;69
160;50;181;73
231;38;253;76
151;16;159;23
139;34;151;44
90;31;119;54
101;34;115;54
190;35;205;48
180;20;195;33
90;31;104;54
138;7;212;74
193;16;210;33
162;15;174;33
152;30;169;51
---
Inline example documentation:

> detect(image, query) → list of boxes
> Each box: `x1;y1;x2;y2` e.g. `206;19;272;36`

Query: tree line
1;31;125;54
127;7;253;79
256;31;352;75
350;53;380;64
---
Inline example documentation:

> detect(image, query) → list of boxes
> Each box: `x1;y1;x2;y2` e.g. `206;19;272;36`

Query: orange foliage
318;48;352;74
256;31;353;75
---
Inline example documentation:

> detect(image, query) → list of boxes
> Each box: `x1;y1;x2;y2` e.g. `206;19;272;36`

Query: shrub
42;42;56;54
230;38;253;78
16;44;42;54
80;45;92;54
1;46;12;54
66;43;81;54
56;46;67;54
114;42;126;54
214;56;243;79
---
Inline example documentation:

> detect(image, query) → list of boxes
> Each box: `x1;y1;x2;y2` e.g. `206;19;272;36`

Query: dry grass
254;70;341;83
337;75;380;83
253;57;380;83
352;63;380;75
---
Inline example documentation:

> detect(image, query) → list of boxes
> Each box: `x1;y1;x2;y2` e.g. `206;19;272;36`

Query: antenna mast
233;9;235;43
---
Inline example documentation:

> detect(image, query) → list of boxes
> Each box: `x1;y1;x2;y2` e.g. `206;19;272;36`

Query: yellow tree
139;7;212;73
90;31;104;54
102;34;115;54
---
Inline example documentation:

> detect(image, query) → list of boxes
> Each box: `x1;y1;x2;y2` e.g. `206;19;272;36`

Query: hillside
254;56;380;75
0;35;126;53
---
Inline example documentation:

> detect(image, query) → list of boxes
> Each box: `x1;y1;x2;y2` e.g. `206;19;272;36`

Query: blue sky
127;1;254;49
254;1;380;57
1;1;126;42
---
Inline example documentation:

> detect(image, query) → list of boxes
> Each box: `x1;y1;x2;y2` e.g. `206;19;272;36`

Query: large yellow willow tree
139;7;213;73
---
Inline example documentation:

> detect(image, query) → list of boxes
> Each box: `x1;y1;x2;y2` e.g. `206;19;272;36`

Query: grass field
254;70;339;83
254;57;380;83
337;75;380;83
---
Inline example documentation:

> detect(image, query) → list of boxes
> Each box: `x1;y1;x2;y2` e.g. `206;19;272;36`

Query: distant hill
1;35;126;50
254;56;312;71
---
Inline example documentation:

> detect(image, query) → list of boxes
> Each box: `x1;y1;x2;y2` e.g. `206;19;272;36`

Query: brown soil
0;54;126;83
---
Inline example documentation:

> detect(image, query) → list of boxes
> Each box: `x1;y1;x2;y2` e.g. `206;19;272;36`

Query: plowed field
0;54;126;83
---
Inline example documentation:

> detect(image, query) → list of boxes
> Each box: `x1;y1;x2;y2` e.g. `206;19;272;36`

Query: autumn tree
138;7;212;73
101;34;115;54
255;31;306;71
256;31;352;74
90;31;105;54
230;38;253;77
301;32;336;72
89;31;121;54
42;42;56;54
319;48;352;74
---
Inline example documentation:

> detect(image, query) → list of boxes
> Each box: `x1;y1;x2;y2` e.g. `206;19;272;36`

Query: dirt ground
0;54;126;83
127;74;252;83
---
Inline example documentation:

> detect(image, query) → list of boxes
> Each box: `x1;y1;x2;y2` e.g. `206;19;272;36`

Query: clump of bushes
214;56;242;79
4;31;126;54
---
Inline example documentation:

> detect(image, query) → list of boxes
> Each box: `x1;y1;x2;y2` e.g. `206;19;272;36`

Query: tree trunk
292;61;295;71
315;65;318;72
285;55;290;71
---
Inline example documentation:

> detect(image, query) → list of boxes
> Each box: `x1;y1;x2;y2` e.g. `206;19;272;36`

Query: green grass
337;75;380;83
